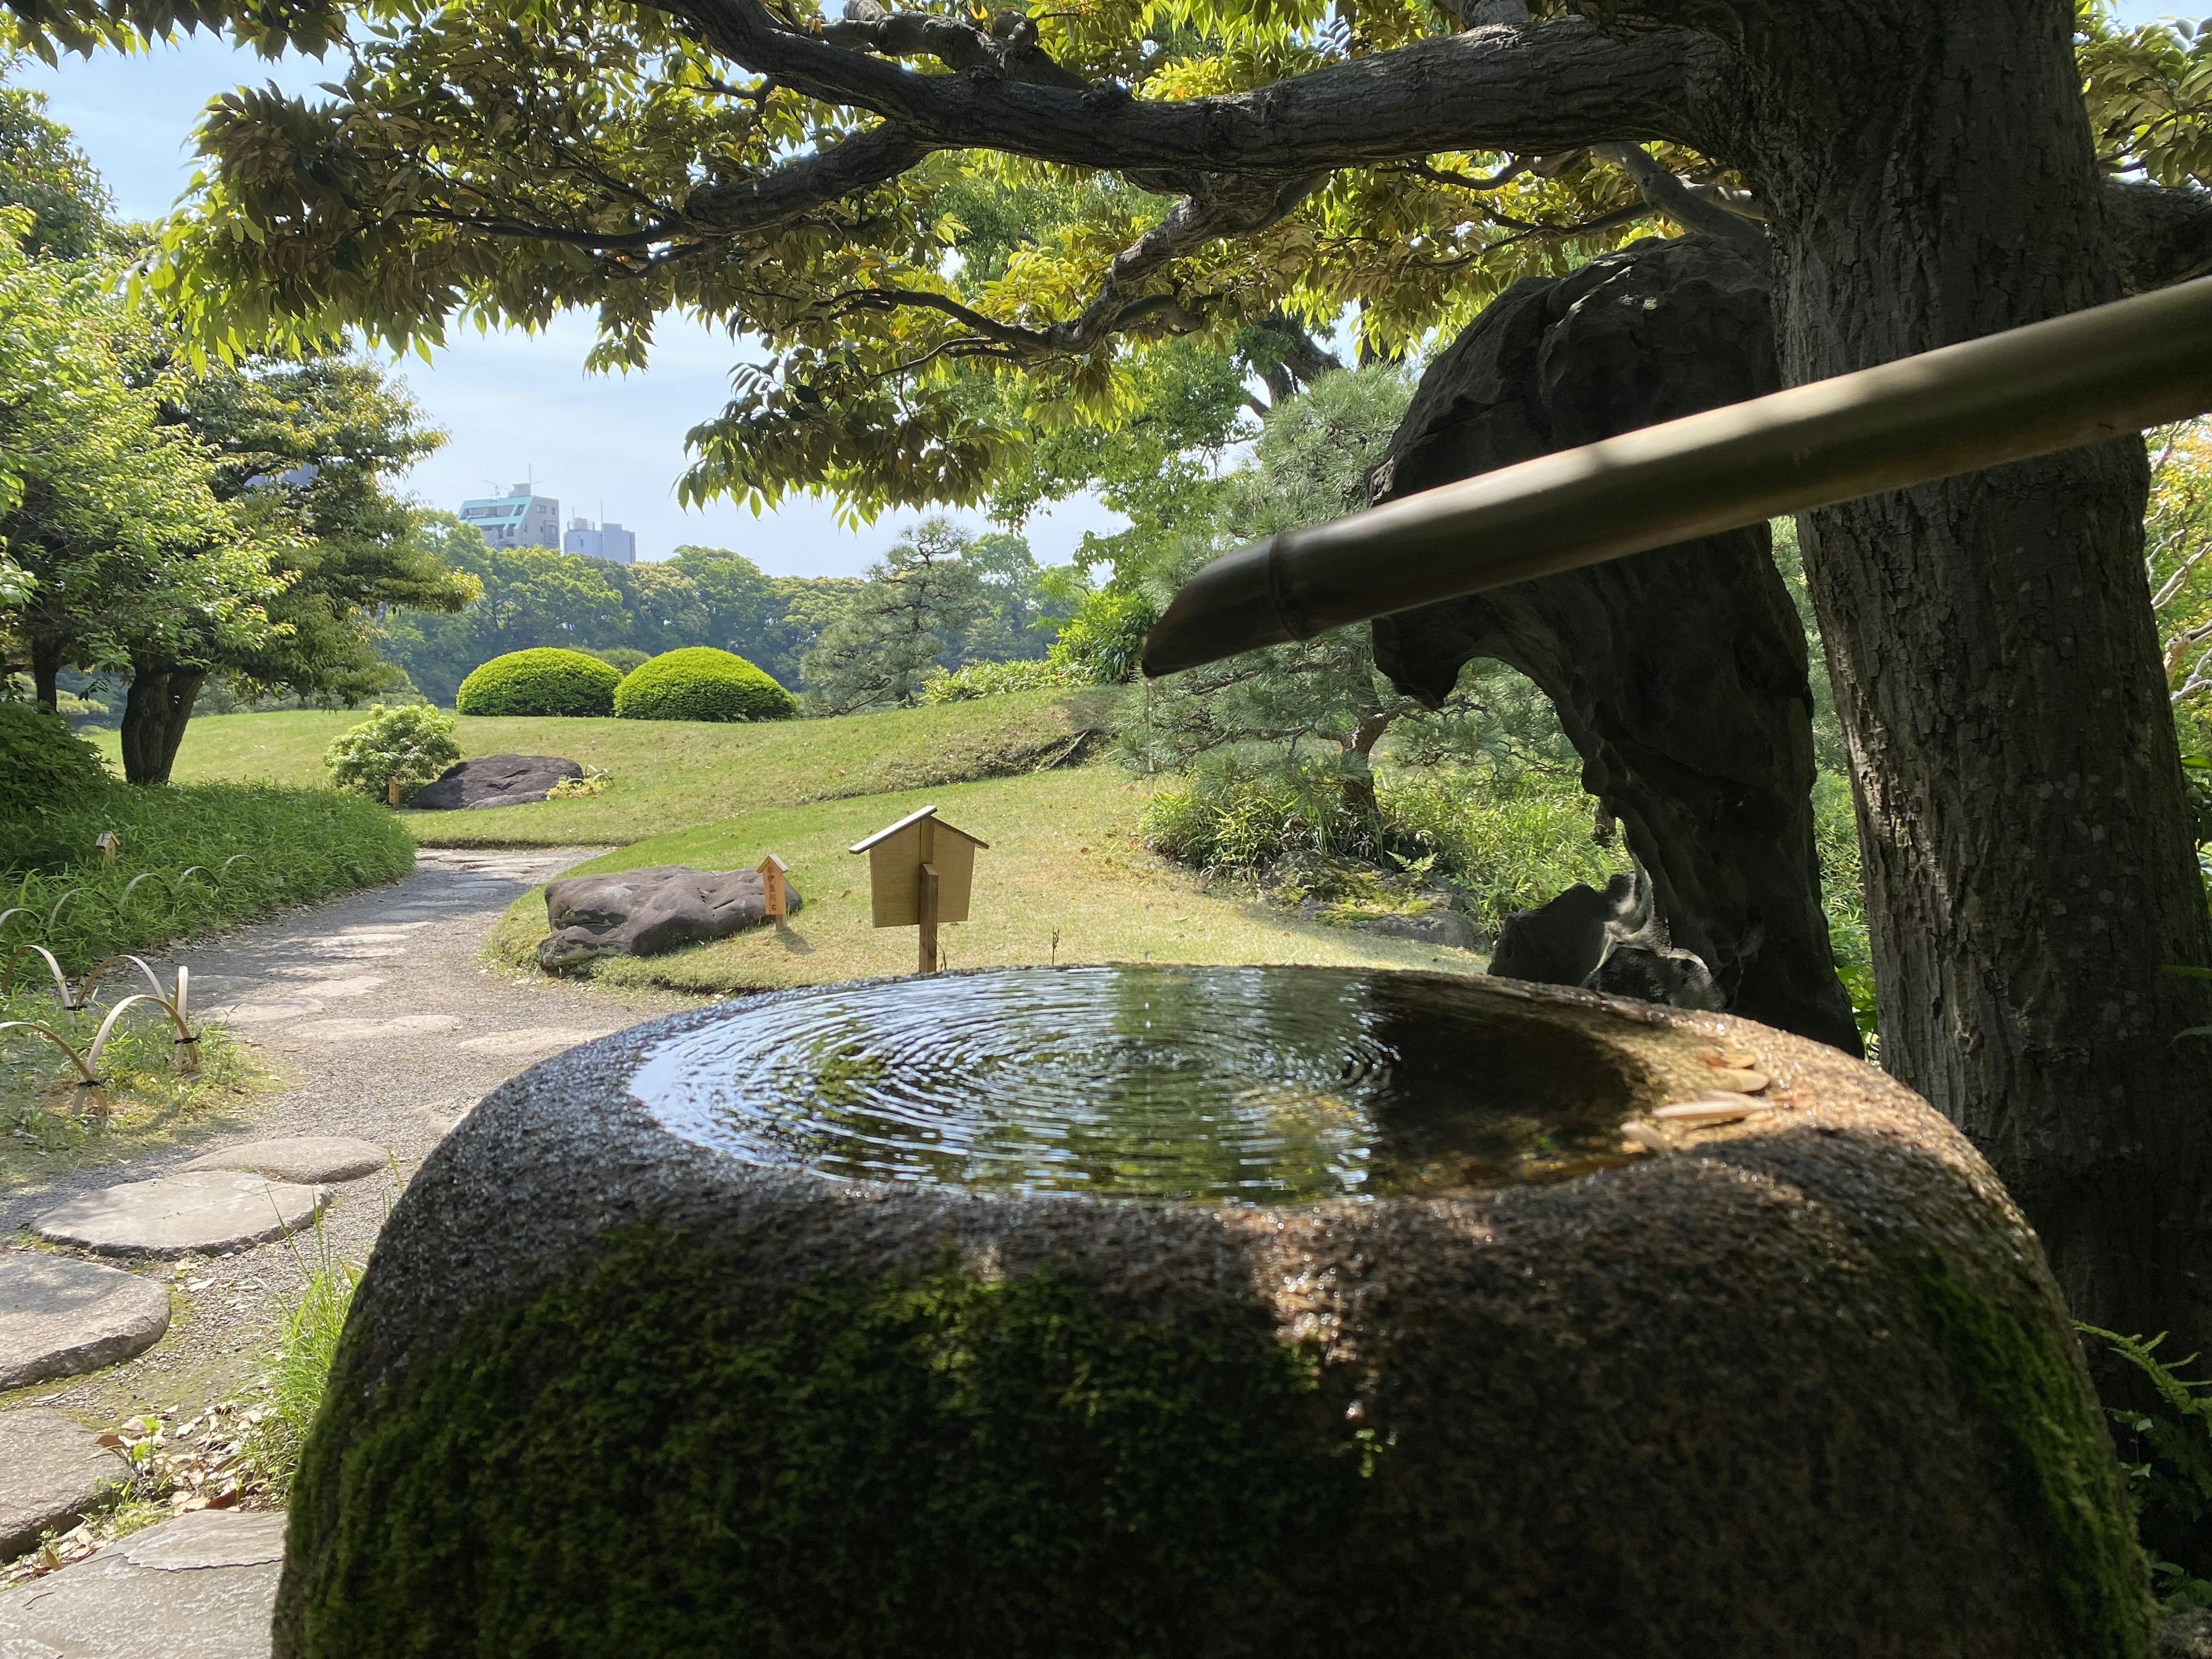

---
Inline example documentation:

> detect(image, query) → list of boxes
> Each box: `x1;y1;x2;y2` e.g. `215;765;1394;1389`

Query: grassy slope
486;767;1486;995
108;688;1120;847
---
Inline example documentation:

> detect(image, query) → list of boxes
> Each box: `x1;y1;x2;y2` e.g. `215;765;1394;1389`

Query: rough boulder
537;865;802;971
412;755;582;810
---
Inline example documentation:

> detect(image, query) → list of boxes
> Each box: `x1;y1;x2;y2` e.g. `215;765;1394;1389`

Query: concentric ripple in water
628;965;1645;1203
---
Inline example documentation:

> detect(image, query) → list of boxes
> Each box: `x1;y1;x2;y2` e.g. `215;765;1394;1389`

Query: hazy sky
16;6;2187;572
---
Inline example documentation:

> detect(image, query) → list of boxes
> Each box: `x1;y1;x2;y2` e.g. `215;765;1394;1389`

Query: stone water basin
274;967;2149;1657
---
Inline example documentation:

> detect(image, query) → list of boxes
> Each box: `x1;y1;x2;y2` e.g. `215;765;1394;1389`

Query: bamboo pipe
1139;274;2212;677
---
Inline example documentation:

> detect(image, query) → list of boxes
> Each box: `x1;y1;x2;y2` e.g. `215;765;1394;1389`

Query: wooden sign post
757;853;790;930
849;805;990;973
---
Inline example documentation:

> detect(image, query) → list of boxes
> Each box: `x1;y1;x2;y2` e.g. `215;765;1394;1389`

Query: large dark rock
411;754;582;811
537;865;803;971
273;968;2153;1657
1369;234;1860;1055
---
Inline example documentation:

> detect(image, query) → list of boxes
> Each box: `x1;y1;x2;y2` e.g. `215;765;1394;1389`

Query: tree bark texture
120;664;206;786
1688;0;2212;1361
1372;235;1861;1054
31;638;60;714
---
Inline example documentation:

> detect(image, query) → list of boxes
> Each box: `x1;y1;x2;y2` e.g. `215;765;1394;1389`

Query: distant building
459;483;560;550
564;516;638;565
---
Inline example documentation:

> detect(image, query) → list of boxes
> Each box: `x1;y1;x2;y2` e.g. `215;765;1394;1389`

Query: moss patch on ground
483;768;1492;995
110;690;1122;848
1918;1258;2155;1656
276;1231;1434;1659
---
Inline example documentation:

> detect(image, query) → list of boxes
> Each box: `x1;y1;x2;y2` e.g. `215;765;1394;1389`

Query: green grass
486;767;1493;995
110;688;1122;847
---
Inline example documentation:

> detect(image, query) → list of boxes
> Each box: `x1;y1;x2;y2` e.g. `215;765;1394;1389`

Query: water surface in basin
630;965;1647;1203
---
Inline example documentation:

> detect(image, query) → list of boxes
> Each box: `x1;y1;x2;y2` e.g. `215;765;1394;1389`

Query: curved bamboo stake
118;873;165;911
0;1018;100;1085
0;906;40;938
82;994;154;1080
44;888;82;931
1;943;74;1007
77;953;167;1006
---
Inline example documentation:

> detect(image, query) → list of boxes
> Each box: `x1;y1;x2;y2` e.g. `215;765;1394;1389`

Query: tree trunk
120;664;207;785
31;637;60;713
1371;234;1862;1052
1734;0;2212;1362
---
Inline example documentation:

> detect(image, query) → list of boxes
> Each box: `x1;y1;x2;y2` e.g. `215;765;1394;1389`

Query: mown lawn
486;767;1488;995
101;689;1121;847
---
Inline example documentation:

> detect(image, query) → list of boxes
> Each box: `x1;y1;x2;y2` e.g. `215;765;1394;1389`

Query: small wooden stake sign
757;853;790;930
849;805;990;973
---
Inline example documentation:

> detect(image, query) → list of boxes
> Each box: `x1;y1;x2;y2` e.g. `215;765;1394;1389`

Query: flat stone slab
288;1015;460;1043
33;1174;327;1258
179;1138;388;1185
0;1255;171;1389
0;1410;131;1559
0;1510;283;1659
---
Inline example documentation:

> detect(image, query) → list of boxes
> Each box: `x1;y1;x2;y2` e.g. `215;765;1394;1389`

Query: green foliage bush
590;647;650;675
456;648;620;717
0;698;109;802
1142;764;1626;934
323;703;461;802
922;658;1093;703
1047;588;1156;684
2084;1325;2212;1613
614;646;797;722
0;783;414;969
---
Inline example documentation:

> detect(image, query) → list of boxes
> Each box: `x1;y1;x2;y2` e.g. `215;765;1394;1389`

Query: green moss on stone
1918;1259;2156;1657
280;1229;1422;1658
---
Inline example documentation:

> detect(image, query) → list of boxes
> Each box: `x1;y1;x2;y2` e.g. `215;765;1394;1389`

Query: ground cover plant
613;646;796;723
484;768;1489;995
0;782;414;968
454;648;620;717
120;690;1121;846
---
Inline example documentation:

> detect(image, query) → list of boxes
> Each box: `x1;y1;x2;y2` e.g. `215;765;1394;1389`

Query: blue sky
16;7;2187;571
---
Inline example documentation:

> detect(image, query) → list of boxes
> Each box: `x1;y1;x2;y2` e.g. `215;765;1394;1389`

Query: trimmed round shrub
456;649;621;717
0;698;111;804
613;647;797;722
324;703;463;803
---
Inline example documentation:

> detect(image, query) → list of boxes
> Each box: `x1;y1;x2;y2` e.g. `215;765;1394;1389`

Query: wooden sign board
849;806;990;970
757;853;789;929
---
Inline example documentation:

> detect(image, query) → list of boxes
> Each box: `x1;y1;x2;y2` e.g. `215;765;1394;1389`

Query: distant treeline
374;517;1060;704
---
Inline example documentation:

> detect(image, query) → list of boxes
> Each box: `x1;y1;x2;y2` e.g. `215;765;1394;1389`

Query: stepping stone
213;998;322;1025
180;1138;388;1185
0;1510;284;1659
289;1015;461;1043
123;1510;285;1570
0;1410;131;1559
456;1028;611;1059
0;1256;172;1389
279;975;382;999
33;1173;327;1258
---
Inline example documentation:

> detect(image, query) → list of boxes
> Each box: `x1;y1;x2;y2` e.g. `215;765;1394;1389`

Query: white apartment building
564;516;638;565
459;484;561;550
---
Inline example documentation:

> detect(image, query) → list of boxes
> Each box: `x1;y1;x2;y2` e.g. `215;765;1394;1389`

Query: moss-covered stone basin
275;967;2152;1658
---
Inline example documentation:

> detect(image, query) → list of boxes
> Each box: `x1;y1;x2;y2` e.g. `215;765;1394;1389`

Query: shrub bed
0;782;415;969
0;699;111;804
614;647;796;722
457;649;622;717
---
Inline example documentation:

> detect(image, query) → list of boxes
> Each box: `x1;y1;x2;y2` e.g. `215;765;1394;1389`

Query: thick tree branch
683;121;934;233
658;6;1736;174
1596;141;1764;249
2104;177;2212;294
821;1;1086;88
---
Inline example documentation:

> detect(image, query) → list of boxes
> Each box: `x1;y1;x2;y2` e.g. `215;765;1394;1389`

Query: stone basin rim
579;962;1808;1216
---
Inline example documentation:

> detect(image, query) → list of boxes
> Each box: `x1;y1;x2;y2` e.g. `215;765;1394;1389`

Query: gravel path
1;847;692;1423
